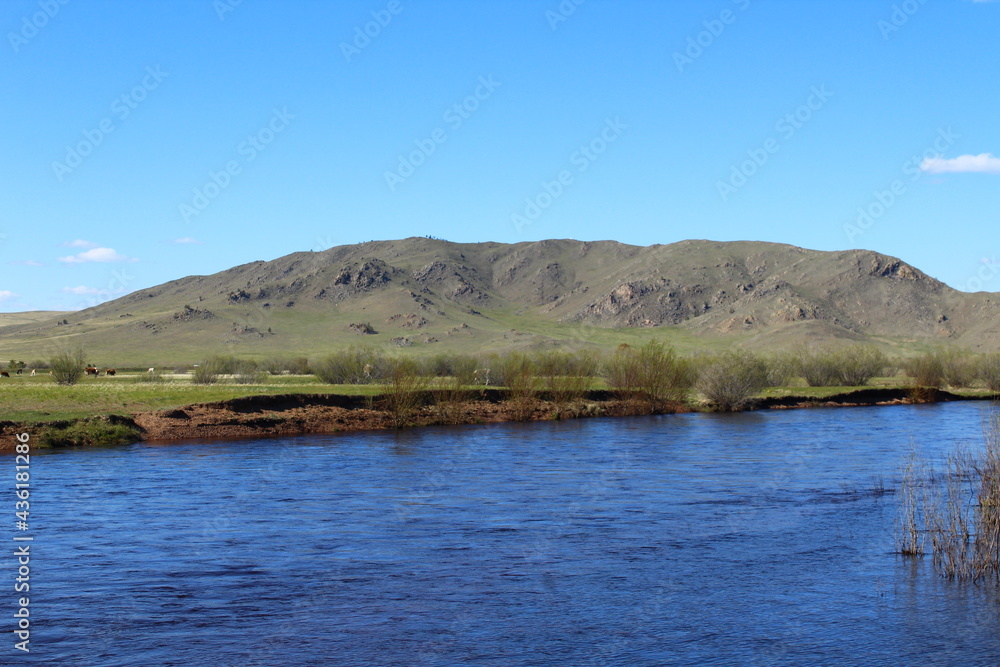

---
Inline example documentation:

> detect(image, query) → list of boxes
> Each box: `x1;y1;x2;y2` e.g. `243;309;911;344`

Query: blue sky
2;0;998;312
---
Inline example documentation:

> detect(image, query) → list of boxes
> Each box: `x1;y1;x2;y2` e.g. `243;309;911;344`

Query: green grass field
0;374;379;422
3;369;990;424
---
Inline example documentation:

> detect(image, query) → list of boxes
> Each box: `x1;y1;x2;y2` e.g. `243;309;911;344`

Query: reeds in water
899;415;1000;583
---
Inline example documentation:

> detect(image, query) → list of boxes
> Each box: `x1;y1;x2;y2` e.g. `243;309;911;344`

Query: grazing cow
15;369;21;375
0;372;8;378
29;370;36;376
105;369;116;376
85;366;99;377
147;367;155;374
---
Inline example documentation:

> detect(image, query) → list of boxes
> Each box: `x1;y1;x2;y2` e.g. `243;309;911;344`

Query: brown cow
105;369;116;376
85;366;99;376
0;372;9;378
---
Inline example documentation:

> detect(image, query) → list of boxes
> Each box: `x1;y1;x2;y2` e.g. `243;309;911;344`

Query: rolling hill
2;238;998;366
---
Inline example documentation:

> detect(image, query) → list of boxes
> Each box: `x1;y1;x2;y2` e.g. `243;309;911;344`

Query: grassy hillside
1;238;998;366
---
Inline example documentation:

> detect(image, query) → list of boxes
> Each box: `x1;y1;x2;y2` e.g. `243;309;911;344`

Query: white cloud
8;260;43;267
0;290;17;301
172;237;202;245
57;247;135;264
59;239;98;248
920;153;1000;174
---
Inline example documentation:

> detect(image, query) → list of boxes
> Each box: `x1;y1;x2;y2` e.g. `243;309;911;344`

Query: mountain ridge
2;238;998;365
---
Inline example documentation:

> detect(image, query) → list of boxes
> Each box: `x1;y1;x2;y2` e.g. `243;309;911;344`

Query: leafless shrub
313;346;387;384
376;358;431;429
260;356;293;375
796;345;886;387
938;348;976;389
492;352;537;420
192;358;223;384
604;343;642;403
135;370;167;384
603;341;695;413
695;349;768;411
904;352;944;389
431;358;477;424
762;352;797;388
233;359;265;385
836;345;888;387
49;347;87;385
289;357;313;375
796;348;842;387
537;350;598;409
202;354;241;374
979;353;1000;392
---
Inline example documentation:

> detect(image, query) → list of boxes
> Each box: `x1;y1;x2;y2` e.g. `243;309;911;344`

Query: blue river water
11;401;1000;665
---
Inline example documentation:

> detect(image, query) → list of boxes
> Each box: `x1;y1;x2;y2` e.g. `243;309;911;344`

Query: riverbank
1;387;992;450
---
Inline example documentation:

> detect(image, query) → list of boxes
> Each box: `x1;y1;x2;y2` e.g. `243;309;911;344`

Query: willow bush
49;347;87;385
537;350;598;407
313;346;388;384
696;350;769;411
375;358;431;428
979;353;1000;392
604;341;695;412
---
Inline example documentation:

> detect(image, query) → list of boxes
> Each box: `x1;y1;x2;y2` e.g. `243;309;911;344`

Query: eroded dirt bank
0;388;988;449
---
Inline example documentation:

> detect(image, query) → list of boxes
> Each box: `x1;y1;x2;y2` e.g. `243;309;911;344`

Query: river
17;401;1000;665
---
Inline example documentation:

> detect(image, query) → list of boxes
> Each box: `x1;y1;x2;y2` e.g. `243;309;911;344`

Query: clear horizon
2;0;998;312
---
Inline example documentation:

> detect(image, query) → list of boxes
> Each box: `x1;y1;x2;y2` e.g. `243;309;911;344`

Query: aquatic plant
898;416;1000;582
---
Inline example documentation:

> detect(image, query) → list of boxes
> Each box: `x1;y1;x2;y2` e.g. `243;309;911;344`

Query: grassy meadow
0;373;376;422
